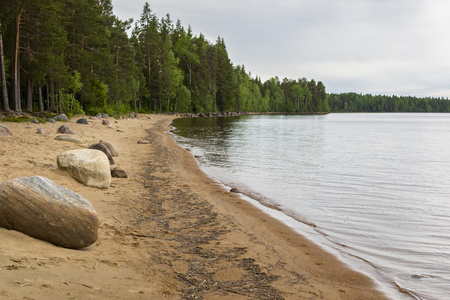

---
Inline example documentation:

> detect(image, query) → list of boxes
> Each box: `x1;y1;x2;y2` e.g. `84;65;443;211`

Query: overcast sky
112;0;450;98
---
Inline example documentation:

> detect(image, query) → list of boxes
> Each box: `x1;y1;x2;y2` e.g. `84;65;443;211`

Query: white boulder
57;149;111;189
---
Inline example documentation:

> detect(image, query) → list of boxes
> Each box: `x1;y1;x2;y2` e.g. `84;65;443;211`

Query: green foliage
175;85;191;113
59;93;85;117
328;93;450;113
84;78;108;115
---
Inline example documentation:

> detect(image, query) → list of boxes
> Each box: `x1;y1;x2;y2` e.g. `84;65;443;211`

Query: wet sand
0;114;388;299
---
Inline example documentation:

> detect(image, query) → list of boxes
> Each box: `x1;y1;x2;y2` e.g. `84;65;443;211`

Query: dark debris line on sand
138;127;284;300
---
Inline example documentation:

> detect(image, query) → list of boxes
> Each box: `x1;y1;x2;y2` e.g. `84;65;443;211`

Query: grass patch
2;115;47;123
2;116;30;123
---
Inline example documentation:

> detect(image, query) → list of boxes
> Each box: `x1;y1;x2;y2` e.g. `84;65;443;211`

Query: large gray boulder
0;176;98;249
57;149;111;189
0;124;13;136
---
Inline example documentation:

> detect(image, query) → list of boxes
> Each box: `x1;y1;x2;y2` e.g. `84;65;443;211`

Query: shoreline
0;114;388;299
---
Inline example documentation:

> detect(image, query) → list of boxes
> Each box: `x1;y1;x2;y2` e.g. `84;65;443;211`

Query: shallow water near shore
171;113;450;300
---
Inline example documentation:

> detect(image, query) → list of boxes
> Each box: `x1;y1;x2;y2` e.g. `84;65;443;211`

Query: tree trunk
46;83;49;109
38;87;44;113
115;45;119;106
12;10;23;112
187;62;192;87
167;92;170;111
174;96;177;113
147;45;151;111
49;77;56;111
0;24;9;112
58;85;63;114
26;78;32;112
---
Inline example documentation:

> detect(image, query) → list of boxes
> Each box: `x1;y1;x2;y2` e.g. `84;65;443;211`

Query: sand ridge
0;114;388;299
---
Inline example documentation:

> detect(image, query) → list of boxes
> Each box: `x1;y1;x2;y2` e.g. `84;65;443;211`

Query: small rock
102;120;111;126
137;140;150;144
55;135;82;144
88;143;115;165
101;113;109;118
89;116;98;120
117;129;125;133
54;114;69;121
0;176;99;249
36;128;45;134
45;118;56;123
0;124;13;136
57;124;75;134
111;166;128;178
230;188;241;193
30;118;40;124
76;118;89;125
43;163;57;168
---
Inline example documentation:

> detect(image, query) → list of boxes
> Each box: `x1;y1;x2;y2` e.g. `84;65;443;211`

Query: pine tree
159;35;183;112
135;2;160;111
0;22;9;111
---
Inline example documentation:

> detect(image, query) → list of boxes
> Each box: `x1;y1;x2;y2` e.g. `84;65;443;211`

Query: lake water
170;113;450;300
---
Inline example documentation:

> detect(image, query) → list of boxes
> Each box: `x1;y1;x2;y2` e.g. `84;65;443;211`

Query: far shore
0;113;387;299
174;111;330;118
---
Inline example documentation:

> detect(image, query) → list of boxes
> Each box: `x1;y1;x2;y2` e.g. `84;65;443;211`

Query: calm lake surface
170;113;450;300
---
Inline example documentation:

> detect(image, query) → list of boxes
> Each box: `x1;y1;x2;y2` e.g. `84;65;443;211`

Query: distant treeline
328;93;450;113
0;0;327;116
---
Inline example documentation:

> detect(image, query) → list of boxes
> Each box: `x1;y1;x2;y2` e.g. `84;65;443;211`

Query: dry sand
0;114;389;299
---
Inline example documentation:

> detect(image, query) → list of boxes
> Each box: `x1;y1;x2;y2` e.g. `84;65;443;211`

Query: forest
0;0;329;116
328;93;450;113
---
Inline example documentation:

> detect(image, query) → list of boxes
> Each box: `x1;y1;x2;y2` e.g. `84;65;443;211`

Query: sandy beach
0;114;388;299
